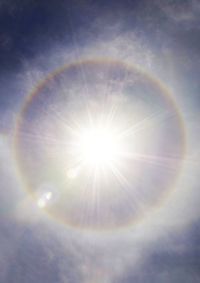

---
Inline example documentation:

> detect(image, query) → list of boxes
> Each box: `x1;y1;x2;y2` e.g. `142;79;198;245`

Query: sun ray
118;109;170;139
108;163;145;212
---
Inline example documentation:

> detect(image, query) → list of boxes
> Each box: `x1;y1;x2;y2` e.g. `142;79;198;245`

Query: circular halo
14;59;186;232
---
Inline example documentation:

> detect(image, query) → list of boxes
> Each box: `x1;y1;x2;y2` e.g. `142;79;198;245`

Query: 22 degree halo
15;60;186;231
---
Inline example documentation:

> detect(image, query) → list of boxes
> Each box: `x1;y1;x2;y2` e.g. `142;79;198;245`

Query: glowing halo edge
13;58;187;233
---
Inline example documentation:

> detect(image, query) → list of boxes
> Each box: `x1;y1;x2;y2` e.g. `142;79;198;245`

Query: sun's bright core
77;126;120;167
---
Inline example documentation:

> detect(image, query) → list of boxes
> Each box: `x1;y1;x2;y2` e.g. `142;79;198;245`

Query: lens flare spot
37;191;52;208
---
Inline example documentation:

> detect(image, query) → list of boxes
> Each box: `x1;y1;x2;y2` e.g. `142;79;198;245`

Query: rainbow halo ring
14;59;186;231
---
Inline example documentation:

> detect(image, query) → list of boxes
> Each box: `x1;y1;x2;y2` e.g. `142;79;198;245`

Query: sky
0;0;200;282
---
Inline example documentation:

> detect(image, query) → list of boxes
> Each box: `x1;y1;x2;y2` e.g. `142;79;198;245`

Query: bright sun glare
77;126;121;167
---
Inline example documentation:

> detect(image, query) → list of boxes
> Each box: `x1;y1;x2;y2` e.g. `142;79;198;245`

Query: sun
74;125;122;169
78;126;120;166
64;118;128;180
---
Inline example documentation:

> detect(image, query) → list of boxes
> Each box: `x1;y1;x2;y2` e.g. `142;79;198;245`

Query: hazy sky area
0;1;200;282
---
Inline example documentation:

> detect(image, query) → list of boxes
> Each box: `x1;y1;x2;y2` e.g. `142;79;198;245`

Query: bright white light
37;191;52;208
76;126;121;168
